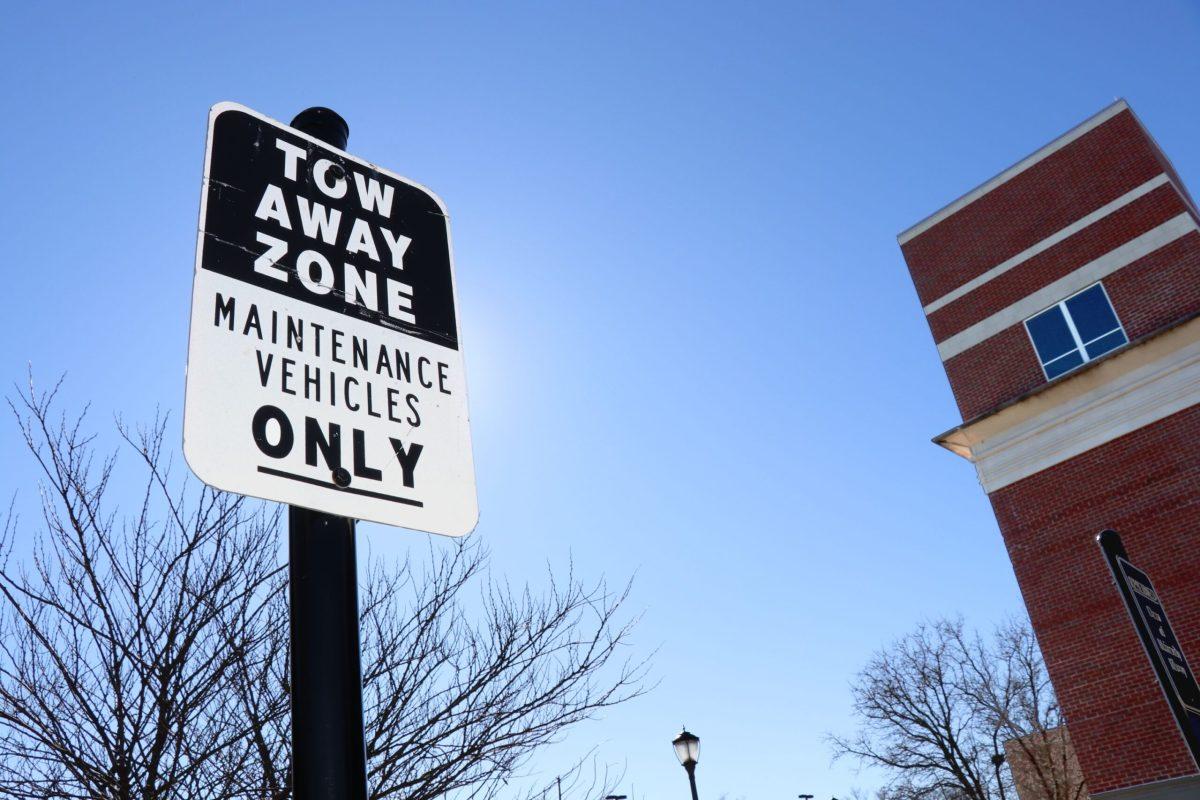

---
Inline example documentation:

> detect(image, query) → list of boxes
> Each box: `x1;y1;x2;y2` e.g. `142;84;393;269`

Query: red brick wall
988;405;1200;793
942;230;1200;420
1142;116;1199;215
1107;233;1200;340
925;184;1189;343
902;110;1166;307
943;325;1043;420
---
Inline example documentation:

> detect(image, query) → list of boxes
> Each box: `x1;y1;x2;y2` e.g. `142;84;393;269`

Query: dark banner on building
1098;529;1200;768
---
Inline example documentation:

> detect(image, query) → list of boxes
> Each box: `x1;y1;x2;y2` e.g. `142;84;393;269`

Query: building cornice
935;314;1200;493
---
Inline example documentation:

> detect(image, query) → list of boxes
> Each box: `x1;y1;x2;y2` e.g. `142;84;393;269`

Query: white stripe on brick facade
935;212;1199;361
922;174;1170;315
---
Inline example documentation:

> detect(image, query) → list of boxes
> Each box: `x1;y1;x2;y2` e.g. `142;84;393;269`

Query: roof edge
898;99;1130;246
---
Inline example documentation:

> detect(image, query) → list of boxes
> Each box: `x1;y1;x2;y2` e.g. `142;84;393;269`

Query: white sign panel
184;102;477;536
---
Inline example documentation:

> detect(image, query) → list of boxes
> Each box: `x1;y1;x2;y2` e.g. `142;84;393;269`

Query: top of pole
1097;528;1126;560
291;107;349;150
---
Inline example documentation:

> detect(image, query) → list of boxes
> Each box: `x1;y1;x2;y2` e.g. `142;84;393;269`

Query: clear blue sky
2;2;1199;798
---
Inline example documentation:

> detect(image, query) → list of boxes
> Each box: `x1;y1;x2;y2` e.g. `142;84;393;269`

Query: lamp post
672;727;701;800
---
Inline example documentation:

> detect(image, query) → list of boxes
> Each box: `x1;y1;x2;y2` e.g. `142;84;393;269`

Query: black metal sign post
1098;529;1200;768
287;108;369;800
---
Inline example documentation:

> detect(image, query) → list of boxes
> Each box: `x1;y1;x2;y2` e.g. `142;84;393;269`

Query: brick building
1005;726;1087;800
898;100;1200;799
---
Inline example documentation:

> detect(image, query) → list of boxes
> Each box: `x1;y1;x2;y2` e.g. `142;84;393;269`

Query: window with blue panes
1024;283;1128;380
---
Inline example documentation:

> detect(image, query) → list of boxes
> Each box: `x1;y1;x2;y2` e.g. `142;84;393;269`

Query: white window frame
1024;281;1128;381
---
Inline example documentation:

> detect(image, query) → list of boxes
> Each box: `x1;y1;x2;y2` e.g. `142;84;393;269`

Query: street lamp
672;727;700;800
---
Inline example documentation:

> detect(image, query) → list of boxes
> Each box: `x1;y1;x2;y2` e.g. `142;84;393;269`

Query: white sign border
183;101;478;536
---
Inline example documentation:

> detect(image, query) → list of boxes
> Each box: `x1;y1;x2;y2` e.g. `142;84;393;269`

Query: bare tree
829;619;999;800
0;379;647;800
0;380;284;800
829;618;1084;800
839;788;874;800
957;621;1086;800
357;546;643;800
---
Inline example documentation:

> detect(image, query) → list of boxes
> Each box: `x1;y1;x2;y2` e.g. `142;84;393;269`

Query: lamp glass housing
672;729;700;766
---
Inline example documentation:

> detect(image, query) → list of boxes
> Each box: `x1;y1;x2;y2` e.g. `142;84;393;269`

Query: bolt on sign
184;102;477;536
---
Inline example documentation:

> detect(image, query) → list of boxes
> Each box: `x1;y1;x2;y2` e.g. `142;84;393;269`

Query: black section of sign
202;108;458;350
257;465;423;507
1098;529;1200;767
1118;557;1200;712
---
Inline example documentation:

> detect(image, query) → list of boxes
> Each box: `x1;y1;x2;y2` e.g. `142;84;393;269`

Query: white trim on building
922;174;1170;315
935;213;1198;361
935;315;1200;492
